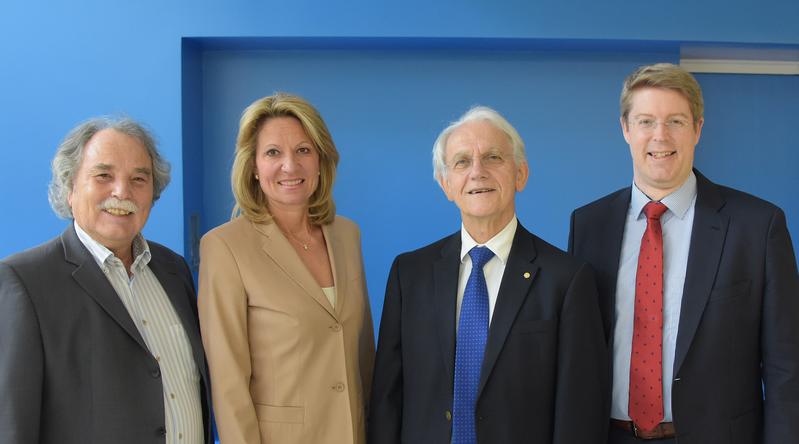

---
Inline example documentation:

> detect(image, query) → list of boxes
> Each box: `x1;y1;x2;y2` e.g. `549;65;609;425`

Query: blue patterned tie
452;246;495;444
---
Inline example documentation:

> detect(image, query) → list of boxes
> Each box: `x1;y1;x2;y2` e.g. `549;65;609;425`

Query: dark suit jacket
0;224;212;444
369;223;607;444
568;169;799;444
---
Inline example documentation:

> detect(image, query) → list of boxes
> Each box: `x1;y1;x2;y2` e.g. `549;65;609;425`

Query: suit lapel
602;188;632;313
477;224;538;399
322;222;348;317
252;220;337;319
674;171;728;375
62;225;149;351
433;233;461;391
596;188;632;343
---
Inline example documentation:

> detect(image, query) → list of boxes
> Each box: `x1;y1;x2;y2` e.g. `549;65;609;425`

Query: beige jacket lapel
322;221;348;318
251;219;338;319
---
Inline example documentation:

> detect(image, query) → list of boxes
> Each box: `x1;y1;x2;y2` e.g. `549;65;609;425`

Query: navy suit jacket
369;223;607;444
0;225;212;444
569;169;799;444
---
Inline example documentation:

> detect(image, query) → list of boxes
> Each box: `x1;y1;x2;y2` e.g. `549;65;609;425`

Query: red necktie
629;201;668;432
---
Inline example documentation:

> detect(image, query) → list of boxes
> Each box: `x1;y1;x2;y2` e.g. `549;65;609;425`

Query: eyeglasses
628;117;693;133
447;151;509;173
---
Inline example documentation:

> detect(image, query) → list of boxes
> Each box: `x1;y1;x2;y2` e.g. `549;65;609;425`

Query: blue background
1;1;797;333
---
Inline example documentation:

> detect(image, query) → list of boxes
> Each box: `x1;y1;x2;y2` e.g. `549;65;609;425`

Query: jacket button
331;324;342;332
332;382;345;392
156;426;166;436
151;368;161;378
445;410;452;421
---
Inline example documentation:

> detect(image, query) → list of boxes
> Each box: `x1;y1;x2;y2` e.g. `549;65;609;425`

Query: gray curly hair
48;117;171;219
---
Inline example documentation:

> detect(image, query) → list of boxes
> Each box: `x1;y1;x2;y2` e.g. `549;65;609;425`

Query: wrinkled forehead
445;120;513;157
81;129;153;169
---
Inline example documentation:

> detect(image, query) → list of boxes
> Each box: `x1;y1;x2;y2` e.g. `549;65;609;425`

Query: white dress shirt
612;172;697;422
74;223;204;444
455;216;517;329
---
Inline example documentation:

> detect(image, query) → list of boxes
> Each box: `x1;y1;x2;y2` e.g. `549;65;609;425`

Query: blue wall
693;72;798;218
192;44;798;331
1;2;797;326
193;45;666;322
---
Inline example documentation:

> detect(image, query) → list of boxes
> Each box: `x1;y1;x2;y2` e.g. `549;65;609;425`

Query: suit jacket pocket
255;403;305;424
708;279;751;304
513;319;556;334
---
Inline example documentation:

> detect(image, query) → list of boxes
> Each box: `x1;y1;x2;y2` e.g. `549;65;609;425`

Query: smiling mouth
278;179;304;186
104;208;133;216
649;151;676;159
468;187;495;195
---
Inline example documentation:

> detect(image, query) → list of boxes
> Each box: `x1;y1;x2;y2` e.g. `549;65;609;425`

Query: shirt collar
631;171;697;221
460;216;517;265
73;222;151;271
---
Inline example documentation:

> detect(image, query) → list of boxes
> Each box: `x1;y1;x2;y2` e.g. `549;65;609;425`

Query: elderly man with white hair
369;106;607;444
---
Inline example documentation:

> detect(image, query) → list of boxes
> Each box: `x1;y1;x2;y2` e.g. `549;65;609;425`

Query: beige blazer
198;215;375;444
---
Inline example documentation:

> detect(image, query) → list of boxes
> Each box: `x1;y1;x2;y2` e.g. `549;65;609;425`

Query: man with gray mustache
0;117;212;444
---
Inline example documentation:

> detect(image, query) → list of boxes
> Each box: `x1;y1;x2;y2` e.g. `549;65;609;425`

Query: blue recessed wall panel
693;72;799;238
195;45;798;331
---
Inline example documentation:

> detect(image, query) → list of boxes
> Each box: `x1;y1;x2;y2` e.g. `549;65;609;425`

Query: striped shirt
74;223;204;444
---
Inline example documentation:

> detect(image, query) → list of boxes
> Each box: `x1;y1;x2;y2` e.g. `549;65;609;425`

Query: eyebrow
88;163;152;176
89;163;112;172
261;141;314;149
449;151;471;160
632;112;691;119
450;147;506;157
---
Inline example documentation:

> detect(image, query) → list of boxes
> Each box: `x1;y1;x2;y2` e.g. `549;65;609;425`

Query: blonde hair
231;92;339;225
620;63;704;127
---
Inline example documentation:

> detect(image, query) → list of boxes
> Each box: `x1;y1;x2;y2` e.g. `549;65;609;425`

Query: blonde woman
198;93;374;443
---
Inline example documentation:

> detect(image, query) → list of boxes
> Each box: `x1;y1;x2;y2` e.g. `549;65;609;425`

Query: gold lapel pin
523;272;531;279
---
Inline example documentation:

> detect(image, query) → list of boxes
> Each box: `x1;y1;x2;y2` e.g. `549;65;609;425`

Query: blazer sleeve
353;226;376;415
0;262;43;444
367;256;403;444
761;208;799;444
552;263;609;444
197;231;261;444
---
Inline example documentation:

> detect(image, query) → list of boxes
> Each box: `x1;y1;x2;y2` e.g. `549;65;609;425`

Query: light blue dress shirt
611;172;697;422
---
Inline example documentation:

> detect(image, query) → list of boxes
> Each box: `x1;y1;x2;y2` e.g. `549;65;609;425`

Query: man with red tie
569;63;799;443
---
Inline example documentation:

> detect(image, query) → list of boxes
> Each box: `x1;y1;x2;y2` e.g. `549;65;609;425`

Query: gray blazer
0;224;212;444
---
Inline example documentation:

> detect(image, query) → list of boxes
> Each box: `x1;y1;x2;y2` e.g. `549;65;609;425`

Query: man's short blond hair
620;63;704;127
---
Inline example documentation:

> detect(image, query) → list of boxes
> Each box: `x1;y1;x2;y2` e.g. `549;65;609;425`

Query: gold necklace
285;228;313;251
